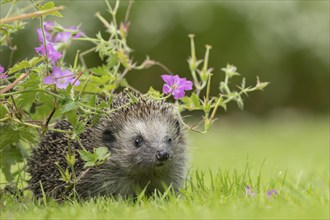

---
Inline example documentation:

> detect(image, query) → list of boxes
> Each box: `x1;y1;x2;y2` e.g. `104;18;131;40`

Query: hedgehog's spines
27;92;187;200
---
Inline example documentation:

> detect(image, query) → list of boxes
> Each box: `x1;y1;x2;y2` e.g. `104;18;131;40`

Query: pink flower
0;65;7;79
44;67;80;89
161;74;192;99
54;32;72;43
245;185;257;197
37;28;53;43
37;22;55;43
54;26;83;43
35;43;62;64
267;189;278;197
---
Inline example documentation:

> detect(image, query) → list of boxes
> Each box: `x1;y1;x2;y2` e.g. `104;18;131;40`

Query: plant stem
0;6;65;24
0;72;30;95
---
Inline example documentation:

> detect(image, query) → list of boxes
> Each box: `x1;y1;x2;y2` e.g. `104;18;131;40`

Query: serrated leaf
148;86;161;99
29;56;45;66
181;93;202;110
0;143;25;182
65;110;78;127
0;104;9;119
107;54;118;68
75;122;85;134
16;91;38;110
0;126;19;147
63;102;78;113
9;60;30;74
84;161;95;167
117;50;129;68
90;65;109;76
19;127;38;143
65;153;76;167
190;93;202;108
77;149;94;162
39;2;55;10
95;147;110;160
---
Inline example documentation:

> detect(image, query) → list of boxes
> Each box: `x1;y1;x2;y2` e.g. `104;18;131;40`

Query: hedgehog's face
101;113;186;172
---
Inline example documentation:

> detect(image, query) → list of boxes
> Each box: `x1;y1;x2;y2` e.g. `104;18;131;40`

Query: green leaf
117;50;129;68
181;93;202;110
236;95;244;111
77;149;94;162
63;102;78;113
65;153;76;167
84;161;95;167
0;126;19;147
95;147;110;160
73;123;86;135
16;91;38;110
90;65;109;76
107;53;118;68
0;104;9;119
39;2;62;17
147;86;162;99
29;56;45;66
65;110;78;127
0;143;25;182
9;60;30;74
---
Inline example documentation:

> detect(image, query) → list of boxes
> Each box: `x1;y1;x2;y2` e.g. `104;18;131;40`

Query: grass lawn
1;114;329;219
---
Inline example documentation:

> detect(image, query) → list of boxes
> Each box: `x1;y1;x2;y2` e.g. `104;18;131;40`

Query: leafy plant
0;0;268;187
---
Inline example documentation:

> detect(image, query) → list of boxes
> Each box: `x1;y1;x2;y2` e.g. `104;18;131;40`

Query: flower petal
44;76;55;84
54;32;72;43
162;84;172;94
172;88;185;99
183;79;193;90
70;78;80;86
0;65;4;74
161;74;174;86
52;67;63;78
55;80;70;89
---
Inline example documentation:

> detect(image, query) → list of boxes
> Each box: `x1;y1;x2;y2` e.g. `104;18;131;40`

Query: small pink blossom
44;67;80;89
161;74;192;99
35;43;62;64
267;189;278;197
37;22;55;43
0;65;7;79
245;185;257;197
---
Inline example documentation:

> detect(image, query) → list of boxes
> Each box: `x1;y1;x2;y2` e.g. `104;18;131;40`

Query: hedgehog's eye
134;135;144;148
165;136;172;144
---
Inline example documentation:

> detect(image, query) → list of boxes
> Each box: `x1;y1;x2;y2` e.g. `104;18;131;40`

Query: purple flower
54;26;83;42
35;43;62;64
43;21;55;31
68;26;83;38
44;67;80;89
54;31;72;43
267;189;278;197
0;65;7;79
37;28;53;43
161;74;193;99
0;65;4;74
245;185;257;197
37;22;55;43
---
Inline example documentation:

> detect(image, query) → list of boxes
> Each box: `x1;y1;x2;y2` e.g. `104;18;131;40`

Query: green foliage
0;0;267;188
77;147;111;168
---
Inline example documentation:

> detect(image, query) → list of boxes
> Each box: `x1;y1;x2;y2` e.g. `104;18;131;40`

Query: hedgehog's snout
156;149;170;162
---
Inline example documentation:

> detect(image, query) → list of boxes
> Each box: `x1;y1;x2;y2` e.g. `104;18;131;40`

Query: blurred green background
0;2;329;218
1;0;329;116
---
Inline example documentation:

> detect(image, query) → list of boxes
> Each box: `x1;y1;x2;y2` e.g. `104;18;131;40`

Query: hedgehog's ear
102;129;115;149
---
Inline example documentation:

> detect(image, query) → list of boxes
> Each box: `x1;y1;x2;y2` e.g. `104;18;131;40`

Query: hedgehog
27;93;188;200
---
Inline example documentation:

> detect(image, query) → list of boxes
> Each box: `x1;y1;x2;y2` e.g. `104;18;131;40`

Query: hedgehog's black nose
156;150;170;162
